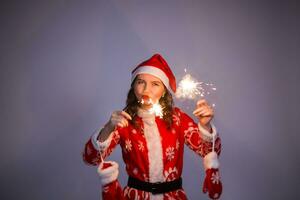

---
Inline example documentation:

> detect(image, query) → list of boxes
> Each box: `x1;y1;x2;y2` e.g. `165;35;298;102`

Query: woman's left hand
193;99;214;128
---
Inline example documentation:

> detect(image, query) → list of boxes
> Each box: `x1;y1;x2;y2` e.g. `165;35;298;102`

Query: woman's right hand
109;110;132;129
98;111;132;142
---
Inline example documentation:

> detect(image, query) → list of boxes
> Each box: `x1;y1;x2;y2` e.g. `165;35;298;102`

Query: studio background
1;0;299;199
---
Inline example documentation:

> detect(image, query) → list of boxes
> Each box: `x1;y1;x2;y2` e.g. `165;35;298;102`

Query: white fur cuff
97;161;119;185
91;128;114;152
91;130;101;151
198;123;217;142
203;151;220;170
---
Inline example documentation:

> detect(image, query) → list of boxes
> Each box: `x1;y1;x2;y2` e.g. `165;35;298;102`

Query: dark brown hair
124;79;174;129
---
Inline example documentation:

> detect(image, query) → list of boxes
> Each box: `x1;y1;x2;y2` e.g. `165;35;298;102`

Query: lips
141;95;152;105
142;95;150;101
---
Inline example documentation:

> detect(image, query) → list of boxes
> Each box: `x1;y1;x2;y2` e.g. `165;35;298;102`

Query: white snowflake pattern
131;129;137;134
143;174;149;182
171;128;176;134
138;141;144;152
164;167;178;181
172;114;180;126
125;139;132;152
103;185;110;193
165;194;177;200
211;171;220;184
133;168;138;175
166;146;175;161
165;189;185;200
184;126;201;150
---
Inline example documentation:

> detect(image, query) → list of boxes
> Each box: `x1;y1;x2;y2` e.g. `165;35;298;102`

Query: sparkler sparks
175;74;203;99
175;69;217;107
140;95;164;118
149;102;163;118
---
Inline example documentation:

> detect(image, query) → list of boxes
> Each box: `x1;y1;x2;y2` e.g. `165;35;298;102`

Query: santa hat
131;54;176;93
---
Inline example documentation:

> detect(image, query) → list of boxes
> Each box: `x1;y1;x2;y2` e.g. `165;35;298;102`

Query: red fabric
82;138;101;165
102;180;124;200
202;168;222;199
100;163;124;200
132;53;177;92
83;107;222;199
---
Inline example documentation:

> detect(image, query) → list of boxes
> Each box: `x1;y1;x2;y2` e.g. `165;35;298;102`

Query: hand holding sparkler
97;110;132;142
193;99;214;131
175;69;217;130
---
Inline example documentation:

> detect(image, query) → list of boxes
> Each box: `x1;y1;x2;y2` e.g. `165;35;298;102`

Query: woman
83;54;222;200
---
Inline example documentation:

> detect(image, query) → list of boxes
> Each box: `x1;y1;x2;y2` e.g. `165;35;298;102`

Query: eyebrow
152;81;162;84
136;78;162;84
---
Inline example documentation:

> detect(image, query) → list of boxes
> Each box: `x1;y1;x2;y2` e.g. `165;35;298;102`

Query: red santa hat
131;54;177;93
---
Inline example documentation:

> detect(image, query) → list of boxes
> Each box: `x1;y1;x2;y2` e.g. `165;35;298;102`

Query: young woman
83;54;222;200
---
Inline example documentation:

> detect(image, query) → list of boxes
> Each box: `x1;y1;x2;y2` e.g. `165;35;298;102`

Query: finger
193;107;205;114
117;122;124;128
195;109;213;118
121;111;132;120
200;110;214;117
113;115;126;126
119;121;126;127
115;116;126;126
201;111;213;117
121;118;129;127
193;109;207;116
193;106;210;114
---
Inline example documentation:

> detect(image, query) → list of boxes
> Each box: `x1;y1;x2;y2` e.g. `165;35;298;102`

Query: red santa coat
83;107;221;200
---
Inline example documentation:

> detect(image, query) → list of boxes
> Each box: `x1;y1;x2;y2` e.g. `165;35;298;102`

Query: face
133;74;166;109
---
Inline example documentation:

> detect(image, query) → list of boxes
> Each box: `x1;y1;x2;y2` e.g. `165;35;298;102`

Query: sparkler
175;69;217;107
140;95;164;118
149;102;164;118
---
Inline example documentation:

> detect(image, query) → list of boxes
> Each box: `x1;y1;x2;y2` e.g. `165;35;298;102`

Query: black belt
127;176;182;194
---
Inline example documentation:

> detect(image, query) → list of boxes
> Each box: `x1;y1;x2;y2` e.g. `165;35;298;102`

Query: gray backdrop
1;0;299;199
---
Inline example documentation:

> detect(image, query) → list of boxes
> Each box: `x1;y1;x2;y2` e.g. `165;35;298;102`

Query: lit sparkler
175;69;217;107
149;102;164;118
140;95;164;118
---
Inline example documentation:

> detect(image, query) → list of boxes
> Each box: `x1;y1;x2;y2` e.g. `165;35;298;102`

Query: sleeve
175;108;221;158
82;127;121;166
175;108;223;199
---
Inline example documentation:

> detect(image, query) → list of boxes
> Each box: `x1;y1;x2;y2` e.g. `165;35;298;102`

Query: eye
136;80;145;84
152;82;160;86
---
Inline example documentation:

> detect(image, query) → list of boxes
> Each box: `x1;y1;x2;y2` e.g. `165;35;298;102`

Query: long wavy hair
124;79;174;129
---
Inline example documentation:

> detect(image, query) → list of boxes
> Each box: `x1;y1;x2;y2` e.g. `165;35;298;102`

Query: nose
143;83;150;93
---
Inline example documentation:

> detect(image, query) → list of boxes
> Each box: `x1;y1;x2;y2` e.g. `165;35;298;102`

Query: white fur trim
203;151;220;170
91;129;114;152
151;194;164;200
91;130;101;150
198;123;217;142
131;66;171;92
97;161;119;185
140;112;165;184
